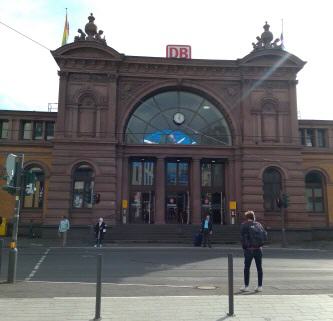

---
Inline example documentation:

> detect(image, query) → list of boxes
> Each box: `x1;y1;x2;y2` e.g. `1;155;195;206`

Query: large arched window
263;167;282;212
305;171;325;212
125;91;232;146
72;164;94;208
23;166;44;209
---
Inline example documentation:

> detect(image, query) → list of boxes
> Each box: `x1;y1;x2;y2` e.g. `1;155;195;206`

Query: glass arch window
305;171;325;212
125;91;232;146
263;167;282;212
72;164;94;209
23;166;44;209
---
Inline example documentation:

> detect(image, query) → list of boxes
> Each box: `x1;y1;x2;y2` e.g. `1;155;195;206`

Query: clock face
173;112;185;125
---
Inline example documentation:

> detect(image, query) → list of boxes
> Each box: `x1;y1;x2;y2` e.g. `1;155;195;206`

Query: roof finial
74;13;107;45
251;22;283;51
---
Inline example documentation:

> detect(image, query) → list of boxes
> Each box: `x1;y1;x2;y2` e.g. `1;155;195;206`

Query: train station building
1;16;333;239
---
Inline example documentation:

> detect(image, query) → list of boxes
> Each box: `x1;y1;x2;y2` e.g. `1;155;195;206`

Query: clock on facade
173;112;185;125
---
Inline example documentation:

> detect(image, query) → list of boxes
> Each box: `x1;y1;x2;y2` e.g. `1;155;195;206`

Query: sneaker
99;244;103;248
255;286;263;292
240;286;250;292
94;245;97;247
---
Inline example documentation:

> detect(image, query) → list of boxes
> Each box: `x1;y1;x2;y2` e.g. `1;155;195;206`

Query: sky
0;0;332;120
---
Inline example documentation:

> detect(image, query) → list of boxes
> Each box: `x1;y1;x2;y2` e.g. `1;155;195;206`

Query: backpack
247;222;268;247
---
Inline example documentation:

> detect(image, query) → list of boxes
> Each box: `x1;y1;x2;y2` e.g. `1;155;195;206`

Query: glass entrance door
201;192;226;224
166;192;189;224
166;160;190;224
201;160;226;224
130;191;154;223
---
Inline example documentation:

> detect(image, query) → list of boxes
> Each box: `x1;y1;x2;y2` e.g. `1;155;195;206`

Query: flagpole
281;18;284;49
61;8;69;46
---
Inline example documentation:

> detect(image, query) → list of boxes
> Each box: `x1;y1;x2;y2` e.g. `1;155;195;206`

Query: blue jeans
243;248;263;287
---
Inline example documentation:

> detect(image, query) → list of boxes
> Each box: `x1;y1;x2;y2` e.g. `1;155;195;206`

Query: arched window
263;167;282;212
305;171;325;212
72;164;94;208
125;91;232;146
23;166;44;209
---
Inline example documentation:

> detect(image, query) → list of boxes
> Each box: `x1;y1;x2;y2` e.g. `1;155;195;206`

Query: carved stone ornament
74;13;107;45
252;22;283;51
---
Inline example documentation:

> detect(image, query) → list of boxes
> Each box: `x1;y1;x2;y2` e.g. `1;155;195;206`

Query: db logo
166;45;191;59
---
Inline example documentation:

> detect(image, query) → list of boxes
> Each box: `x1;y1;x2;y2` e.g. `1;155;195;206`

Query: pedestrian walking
240;210;267;292
94;217;107;247
58;216;70;247
201;214;213;248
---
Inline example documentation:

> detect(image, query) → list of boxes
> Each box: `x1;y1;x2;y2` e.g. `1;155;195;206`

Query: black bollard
227;253;234;316
94;254;103;320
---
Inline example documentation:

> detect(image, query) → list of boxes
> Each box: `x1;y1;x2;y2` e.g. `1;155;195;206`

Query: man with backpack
240;210;267;292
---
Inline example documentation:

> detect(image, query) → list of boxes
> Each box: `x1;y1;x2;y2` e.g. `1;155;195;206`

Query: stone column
121;156;129;224
107;75;117;140
96;107;101;138
191;158;201;224
154;157;165;224
56;71;69;138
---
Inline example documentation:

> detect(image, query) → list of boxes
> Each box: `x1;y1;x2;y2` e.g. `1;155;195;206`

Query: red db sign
166;45;191;59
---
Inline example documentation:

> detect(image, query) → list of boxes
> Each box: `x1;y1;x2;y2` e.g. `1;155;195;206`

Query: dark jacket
94;222;107;239
240;220;265;249
201;217;213;232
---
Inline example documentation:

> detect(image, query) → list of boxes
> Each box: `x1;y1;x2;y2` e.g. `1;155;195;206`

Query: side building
1;17;332;240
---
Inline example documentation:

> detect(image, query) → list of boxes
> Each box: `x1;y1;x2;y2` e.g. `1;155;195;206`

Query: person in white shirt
58;216;70;247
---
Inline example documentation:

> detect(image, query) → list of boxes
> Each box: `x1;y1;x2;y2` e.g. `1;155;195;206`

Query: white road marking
24;248;50;281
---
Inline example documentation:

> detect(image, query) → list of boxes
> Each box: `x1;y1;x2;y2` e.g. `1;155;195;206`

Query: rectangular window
314;187;323;212
201;163;212;187
73;181;85;208
178;163;189;185
305;129;314;147
317;129;326;148
131;161;143;185
130;160;155;186
305;188;313;211
167;162;177;185
45;122;55;140
33;122;44;140
0;120;9;139
21;121;33;140
213;163;224;187
143;161;154;185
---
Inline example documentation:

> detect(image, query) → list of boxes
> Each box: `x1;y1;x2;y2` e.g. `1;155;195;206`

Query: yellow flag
61;10;69;46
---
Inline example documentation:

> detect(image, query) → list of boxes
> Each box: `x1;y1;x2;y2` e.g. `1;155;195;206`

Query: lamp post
7;154;24;283
277;193;288;248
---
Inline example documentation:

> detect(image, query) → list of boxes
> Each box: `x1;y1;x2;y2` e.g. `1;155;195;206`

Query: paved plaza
0;294;333;321
0;239;332;320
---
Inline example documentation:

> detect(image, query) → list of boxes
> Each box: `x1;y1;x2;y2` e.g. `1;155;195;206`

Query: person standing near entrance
58;216;70;247
201;214;213;248
94;217;107;247
240;210;267;292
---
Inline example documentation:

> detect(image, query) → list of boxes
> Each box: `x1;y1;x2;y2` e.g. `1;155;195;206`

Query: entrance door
165;160;190;224
201;192;226;224
129;191;154;223
166;192;189;224
201;160;226;224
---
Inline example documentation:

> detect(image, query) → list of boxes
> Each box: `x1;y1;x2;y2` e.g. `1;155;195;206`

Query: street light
276;192;288;247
